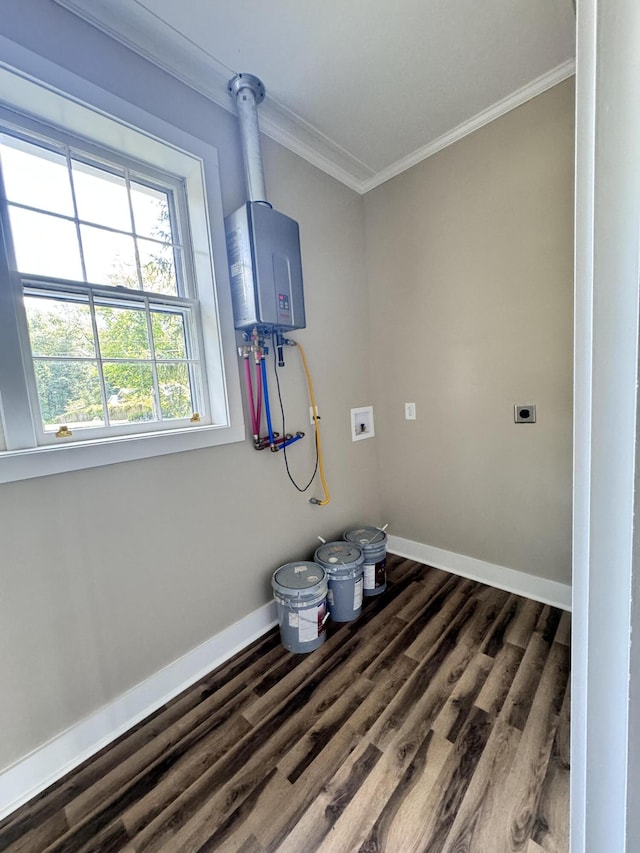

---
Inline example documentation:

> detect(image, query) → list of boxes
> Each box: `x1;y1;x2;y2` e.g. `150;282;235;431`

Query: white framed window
0;61;244;483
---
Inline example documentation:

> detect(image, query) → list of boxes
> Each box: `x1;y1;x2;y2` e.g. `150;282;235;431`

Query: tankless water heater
225;201;306;331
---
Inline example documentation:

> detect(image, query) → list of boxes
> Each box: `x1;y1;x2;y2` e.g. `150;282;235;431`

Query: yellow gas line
292;340;330;506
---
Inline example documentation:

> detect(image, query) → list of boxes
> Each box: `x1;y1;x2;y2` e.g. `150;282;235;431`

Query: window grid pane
32;358;105;432
8;207;84;280
0;135;74;216
103;361;156;425
143;296;161;425
24;293;95;358
81;225;138;288
71;159;131;231
157;362;195;420
151;309;187;360
129;180;171;240
86;289;110;429
138;240;179;295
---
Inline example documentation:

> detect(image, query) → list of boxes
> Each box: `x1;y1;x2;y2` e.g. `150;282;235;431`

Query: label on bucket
364;559;386;589
353;577;363;610
327;589;335;606
295;602;327;643
364;563;375;589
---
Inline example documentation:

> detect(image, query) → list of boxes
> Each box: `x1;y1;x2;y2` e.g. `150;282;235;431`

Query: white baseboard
387;535;572;612
0;600;277;821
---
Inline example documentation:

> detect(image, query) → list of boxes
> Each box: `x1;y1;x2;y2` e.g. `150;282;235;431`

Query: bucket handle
320;545;361;572
294;608;329;628
364;524;388;545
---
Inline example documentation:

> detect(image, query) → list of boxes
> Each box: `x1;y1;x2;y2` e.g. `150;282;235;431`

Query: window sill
0;422;246;484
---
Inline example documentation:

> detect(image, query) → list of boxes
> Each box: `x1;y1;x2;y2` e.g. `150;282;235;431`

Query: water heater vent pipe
227;73;268;205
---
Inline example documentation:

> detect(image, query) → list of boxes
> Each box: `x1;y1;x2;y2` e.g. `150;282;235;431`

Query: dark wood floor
0;556;570;853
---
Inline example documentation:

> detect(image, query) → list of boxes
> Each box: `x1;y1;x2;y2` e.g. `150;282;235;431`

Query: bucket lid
314;542;363;570
272;561;326;591
344;526;388;547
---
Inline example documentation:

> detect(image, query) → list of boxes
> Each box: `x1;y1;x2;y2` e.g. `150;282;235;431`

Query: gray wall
363;80;574;584
0;0;380;771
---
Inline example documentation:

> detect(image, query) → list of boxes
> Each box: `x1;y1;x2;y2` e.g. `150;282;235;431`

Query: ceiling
53;0;576;194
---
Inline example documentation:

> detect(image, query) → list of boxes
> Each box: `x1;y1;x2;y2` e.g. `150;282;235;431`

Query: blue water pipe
281;433;303;450
260;356;275;447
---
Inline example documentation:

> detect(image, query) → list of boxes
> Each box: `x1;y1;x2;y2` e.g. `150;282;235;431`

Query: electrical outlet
309;405;320;424
514;404;536;423
405;402;416;420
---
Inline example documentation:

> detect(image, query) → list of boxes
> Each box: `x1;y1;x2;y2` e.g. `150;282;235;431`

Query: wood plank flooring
0;557;570;852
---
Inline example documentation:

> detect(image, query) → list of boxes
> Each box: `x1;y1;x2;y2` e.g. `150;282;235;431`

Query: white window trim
0;53;245;483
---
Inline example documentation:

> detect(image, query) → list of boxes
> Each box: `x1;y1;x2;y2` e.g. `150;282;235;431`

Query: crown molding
53;0;574;196
359;58;577;193
52;0;373;192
